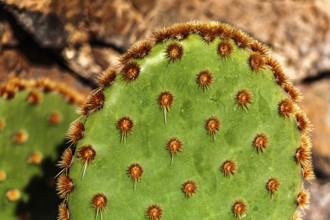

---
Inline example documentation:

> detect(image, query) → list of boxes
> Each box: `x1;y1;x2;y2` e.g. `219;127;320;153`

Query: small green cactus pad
0;77;83;219
61;22;313;220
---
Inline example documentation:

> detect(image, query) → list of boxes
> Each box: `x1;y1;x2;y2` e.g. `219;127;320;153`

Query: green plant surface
61;22;312;220
0;78;82;219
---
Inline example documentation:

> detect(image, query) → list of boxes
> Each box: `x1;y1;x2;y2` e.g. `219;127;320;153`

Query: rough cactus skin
61;22;313;220
0;78;83;219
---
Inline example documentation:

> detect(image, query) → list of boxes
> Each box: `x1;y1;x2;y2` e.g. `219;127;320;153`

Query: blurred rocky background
0;0;329;219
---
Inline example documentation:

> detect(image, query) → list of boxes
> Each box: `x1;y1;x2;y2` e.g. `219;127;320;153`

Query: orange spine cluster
0;77;85;105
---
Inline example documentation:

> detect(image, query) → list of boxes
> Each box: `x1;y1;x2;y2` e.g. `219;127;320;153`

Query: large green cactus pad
0;78;83;219
62;22;313;220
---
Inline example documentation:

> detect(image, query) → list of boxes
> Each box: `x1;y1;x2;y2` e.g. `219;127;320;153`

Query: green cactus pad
0;78;83;219
62;22;313;220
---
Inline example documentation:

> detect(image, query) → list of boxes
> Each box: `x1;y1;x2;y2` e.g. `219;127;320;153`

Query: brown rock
299;80;330;179
0;19;18;48
62;44;120;80
3;0;330;82
306;181;330;220
2;0;140;78
3;0;51;13
0;45;90;95
5;7;67;48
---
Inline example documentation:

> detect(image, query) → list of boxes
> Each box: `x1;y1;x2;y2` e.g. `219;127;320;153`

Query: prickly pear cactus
0;77;83;219
59;22;313;220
